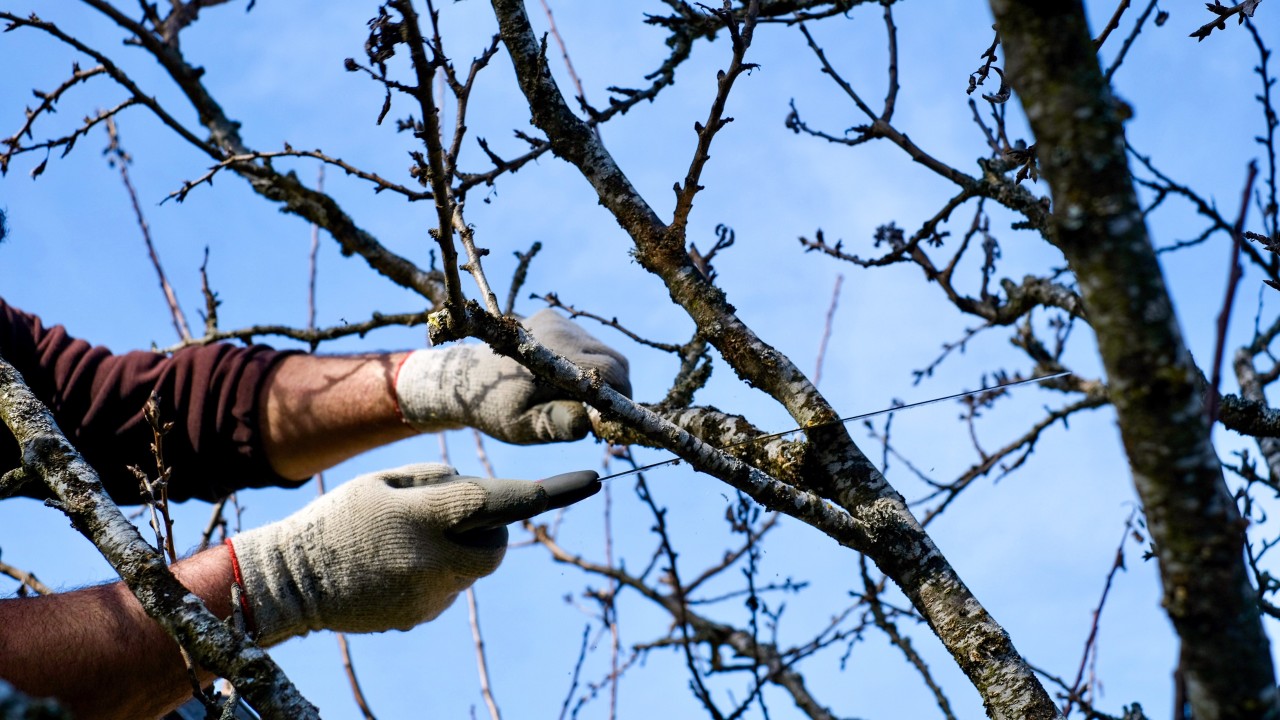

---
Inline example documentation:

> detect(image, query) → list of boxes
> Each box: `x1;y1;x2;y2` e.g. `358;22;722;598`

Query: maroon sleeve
0;298;306;504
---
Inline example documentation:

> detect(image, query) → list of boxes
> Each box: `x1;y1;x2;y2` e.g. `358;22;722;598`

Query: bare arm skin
0;353;417;717
0;318;628;717
257;312;632;480
0;546;236;720
259;352;417;480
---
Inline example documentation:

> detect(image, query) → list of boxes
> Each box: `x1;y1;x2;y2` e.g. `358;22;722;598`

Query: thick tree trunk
988;2;1279;718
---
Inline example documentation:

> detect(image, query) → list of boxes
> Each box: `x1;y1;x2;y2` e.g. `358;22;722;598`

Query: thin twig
535;0;596;142
164;148;431;205
1;12;217;158
915;392;1108;524
534;294;682;352
1094;0;1132;49
336;635;378;720
1063;509;1141;717
860;556;956;720
1;63;107;174
881;3;900;122
630;454;723;720
1246;18;1280;287
141;394;178;563
466;432;502;720
1190;0;1263;41
1104;0;1161;82
529;518;844;720
558;625;592;720
726;493;771;720
813;274;843;388
1031;663;1136;720
389;0;465;313
670;1;761;234
310;472;376;716
308;165;324;339
603;479;620;720
157;311;432;353
0;559;53;596
1208;161;1259;425
469;430;496;480
455;204;502;315
105;117;191;341
196;496;229;553
506;241;542;316
684;514;781;596
135;392;212;711
468;589;503;720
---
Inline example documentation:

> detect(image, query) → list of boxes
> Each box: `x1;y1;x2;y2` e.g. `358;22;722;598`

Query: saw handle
540;470;602;510
450;470;602;540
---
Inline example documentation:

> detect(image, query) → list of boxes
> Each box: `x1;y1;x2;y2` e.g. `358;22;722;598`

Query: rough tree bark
13;1;1274;717
486;1;1064;717
988;2;1279;718
0;356;318;720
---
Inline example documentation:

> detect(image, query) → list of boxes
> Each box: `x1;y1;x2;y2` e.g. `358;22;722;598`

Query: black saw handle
540;470;602;510
451;470;601;537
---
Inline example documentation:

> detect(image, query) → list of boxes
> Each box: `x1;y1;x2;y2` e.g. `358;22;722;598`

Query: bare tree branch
0;559;52;596
487;2;1063;716
0;354;318;719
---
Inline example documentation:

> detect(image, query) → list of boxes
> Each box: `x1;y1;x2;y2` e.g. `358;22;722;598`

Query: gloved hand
394;309;631;444
227;463;548;646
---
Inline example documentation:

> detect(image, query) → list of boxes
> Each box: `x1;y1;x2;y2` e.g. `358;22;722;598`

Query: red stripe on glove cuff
224;537;257;635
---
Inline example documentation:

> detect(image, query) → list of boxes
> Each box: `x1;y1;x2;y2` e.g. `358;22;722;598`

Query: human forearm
0;464;554;718
1;298;298;503
259;352;416;480
0;547;234;720
257;311;632;479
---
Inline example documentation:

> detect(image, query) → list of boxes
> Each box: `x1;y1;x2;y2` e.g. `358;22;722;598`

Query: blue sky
1;1;1278;718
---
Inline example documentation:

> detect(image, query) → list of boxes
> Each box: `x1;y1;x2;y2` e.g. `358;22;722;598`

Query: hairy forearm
0;547;235;719
259;352;417;480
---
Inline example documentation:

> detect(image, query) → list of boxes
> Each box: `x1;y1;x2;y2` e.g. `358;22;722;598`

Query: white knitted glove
395;309;631;444
228;463;547;646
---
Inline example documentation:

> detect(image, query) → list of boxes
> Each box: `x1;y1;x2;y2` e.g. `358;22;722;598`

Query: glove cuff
394;347;468;433
228;521;306;646
224;538;258;634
